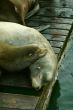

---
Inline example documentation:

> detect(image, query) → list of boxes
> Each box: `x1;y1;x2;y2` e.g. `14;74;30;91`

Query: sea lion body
9;0;39;24
0;22;57;89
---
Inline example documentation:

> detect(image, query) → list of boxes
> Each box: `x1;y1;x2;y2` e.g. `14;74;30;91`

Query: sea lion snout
31;75;43;90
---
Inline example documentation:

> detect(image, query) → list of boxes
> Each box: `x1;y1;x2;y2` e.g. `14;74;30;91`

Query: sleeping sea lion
0;22;57;89
9;0;39;24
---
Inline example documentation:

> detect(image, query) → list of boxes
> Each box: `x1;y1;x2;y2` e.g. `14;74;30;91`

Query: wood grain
0;93;39;110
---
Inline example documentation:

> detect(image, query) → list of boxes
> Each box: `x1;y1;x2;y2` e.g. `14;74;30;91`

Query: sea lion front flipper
0;43;47;62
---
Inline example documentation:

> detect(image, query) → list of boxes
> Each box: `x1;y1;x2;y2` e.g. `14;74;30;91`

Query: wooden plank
46;23;71;30
28;23;71;30
39;0;73;8
43;34;66;42
0;92;39;110
52;47;61;54
50;41;63;48
36;7;73;18
0;68;31;88
42;29;68;36
27;17;73;24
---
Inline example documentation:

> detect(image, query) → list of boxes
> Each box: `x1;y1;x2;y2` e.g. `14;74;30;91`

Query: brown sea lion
0;22;57;89
9;0;39;24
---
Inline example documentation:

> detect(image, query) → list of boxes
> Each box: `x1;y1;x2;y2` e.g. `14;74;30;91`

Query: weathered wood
39;0;73;8
42;29;68;36
50;41;63;48
30;23;71;30
27;17;73;24
43;34;66;42
0;0;73;110
0;92;39;110
0;68;31;88
36;7;73;18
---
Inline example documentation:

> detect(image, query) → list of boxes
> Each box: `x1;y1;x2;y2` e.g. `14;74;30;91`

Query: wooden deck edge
35;23;73;110
58;22;73;62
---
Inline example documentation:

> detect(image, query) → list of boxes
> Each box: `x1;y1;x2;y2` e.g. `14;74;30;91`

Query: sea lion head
30;53;57;90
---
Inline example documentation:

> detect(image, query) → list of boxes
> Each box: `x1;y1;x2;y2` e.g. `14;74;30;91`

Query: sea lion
9;0;39;24
0;22;57;89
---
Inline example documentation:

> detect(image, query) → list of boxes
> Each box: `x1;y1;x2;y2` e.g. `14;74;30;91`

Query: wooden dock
0;0;73;110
